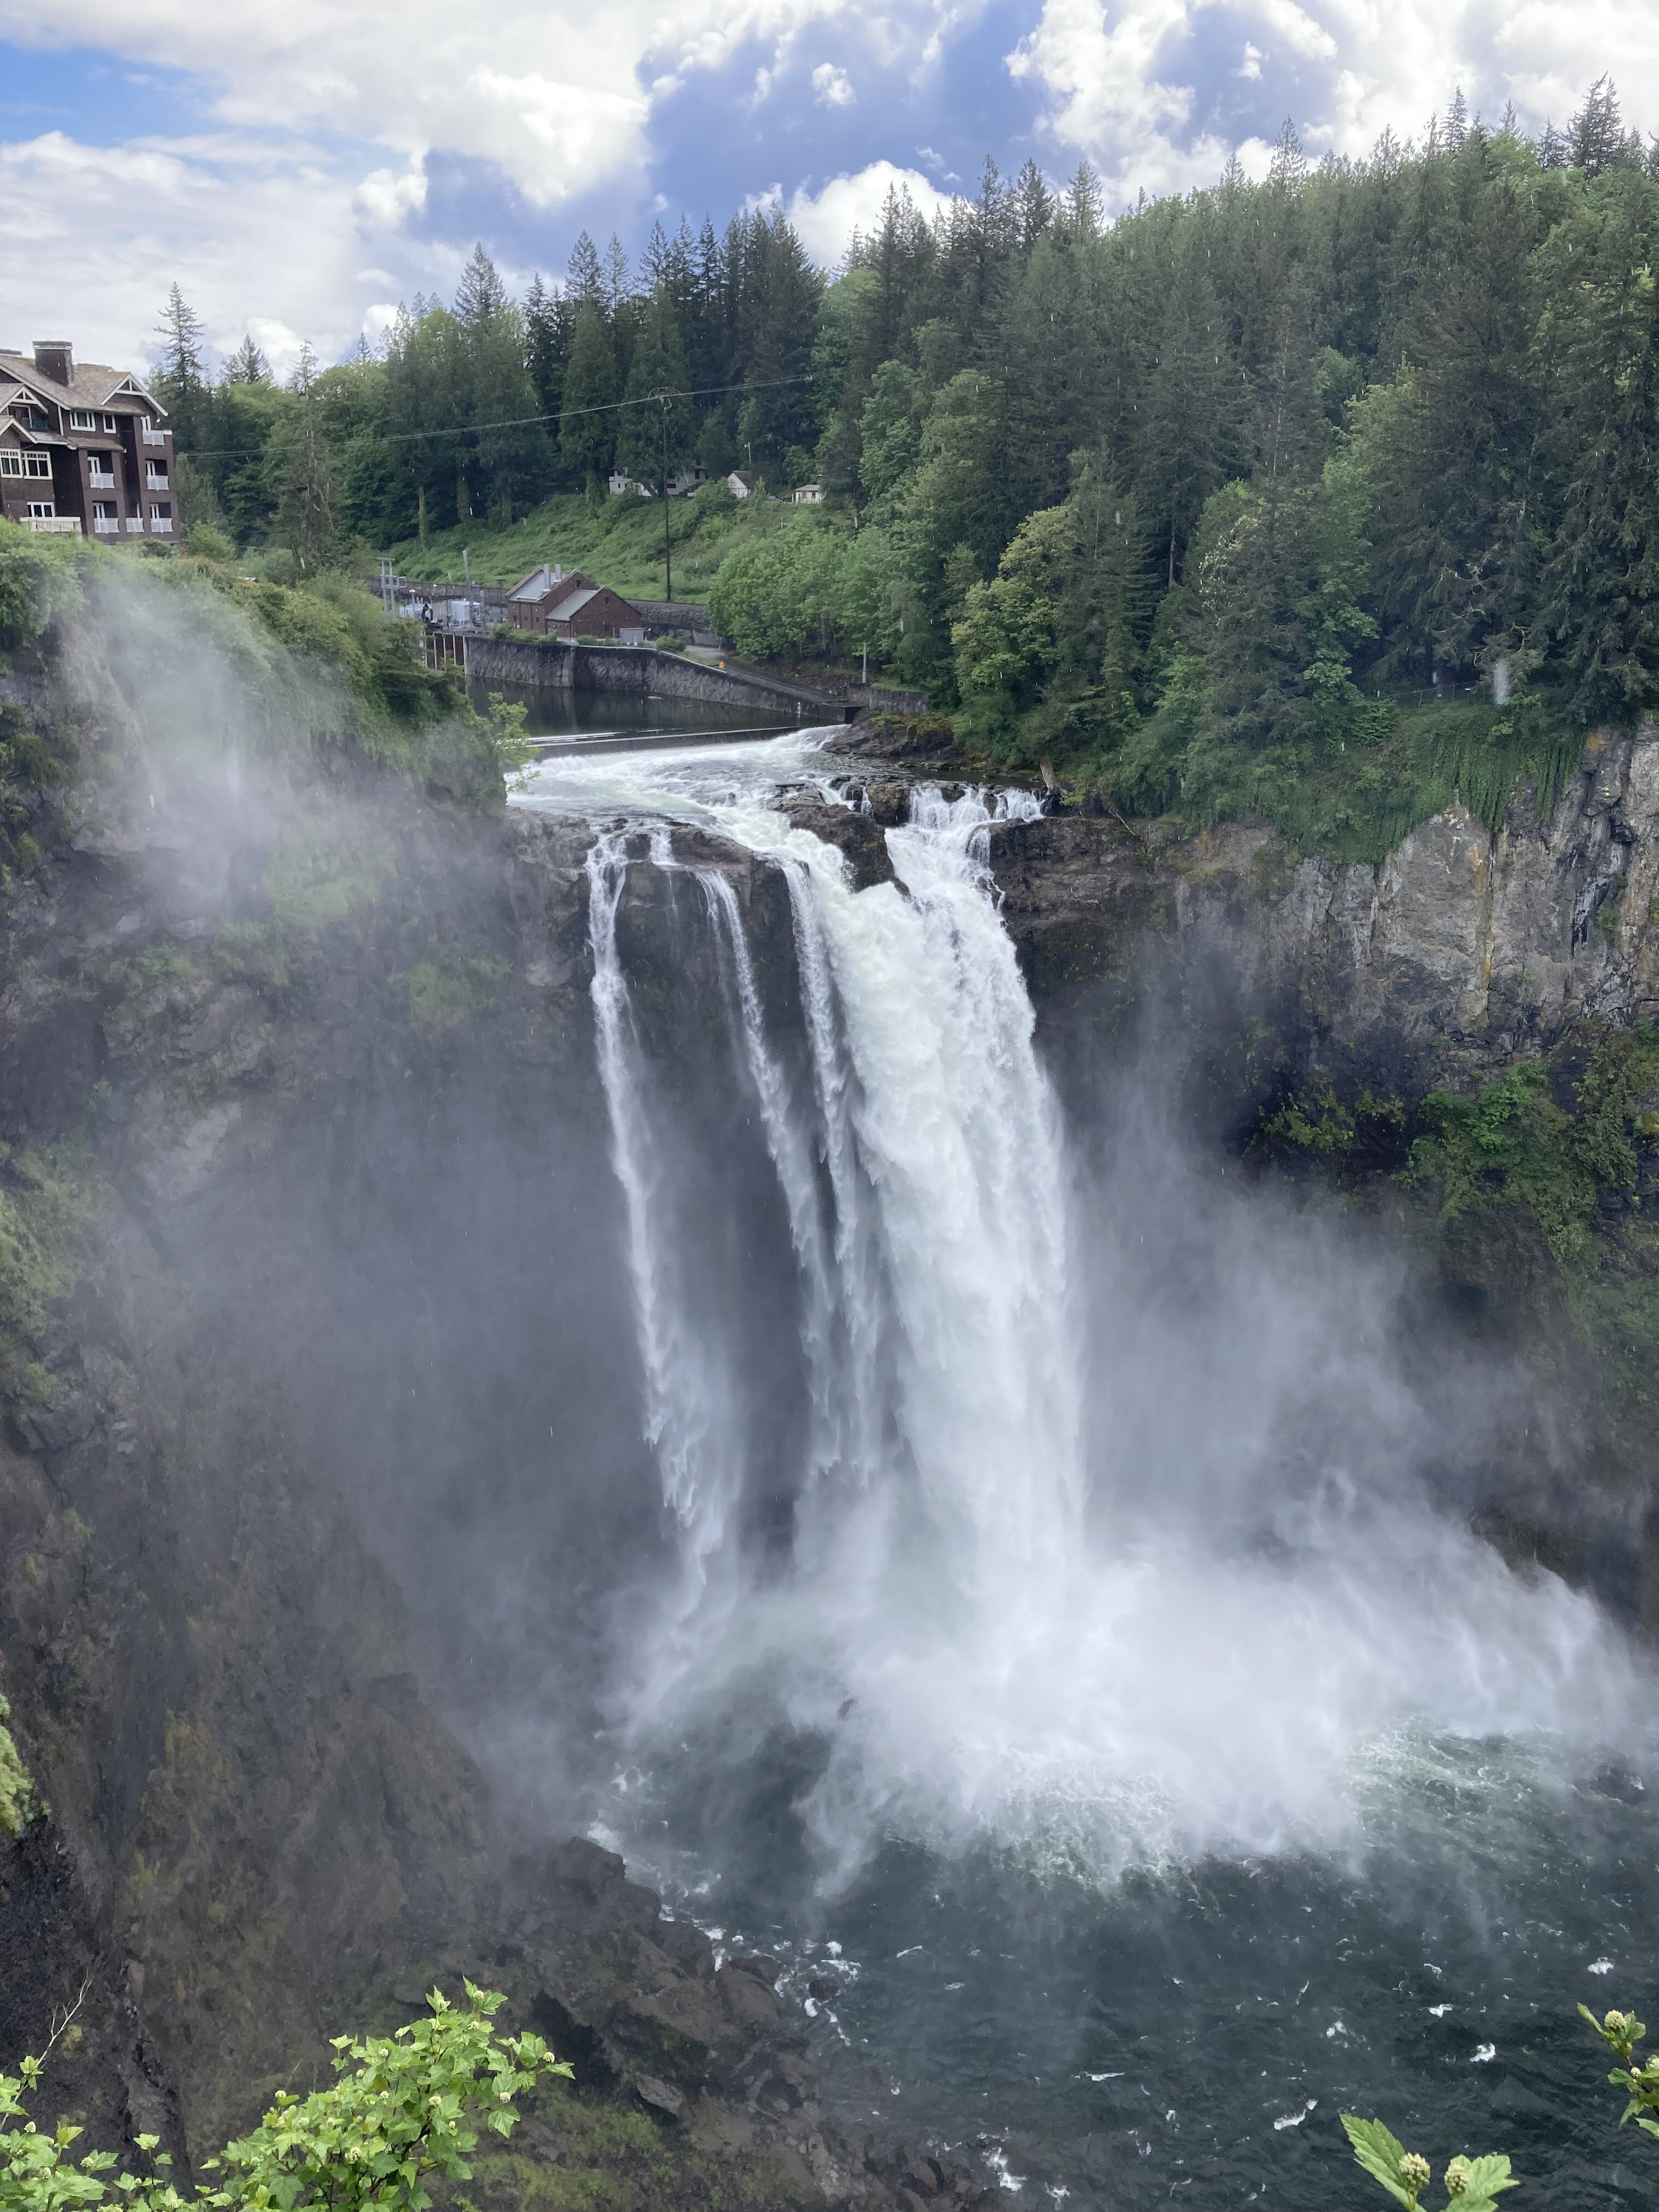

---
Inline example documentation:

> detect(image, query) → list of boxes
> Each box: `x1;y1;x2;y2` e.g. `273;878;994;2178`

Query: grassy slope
387;487;793;601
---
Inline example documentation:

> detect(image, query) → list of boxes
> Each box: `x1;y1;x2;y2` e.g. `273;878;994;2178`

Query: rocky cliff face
988;722;1659;1104
0;608;971;2211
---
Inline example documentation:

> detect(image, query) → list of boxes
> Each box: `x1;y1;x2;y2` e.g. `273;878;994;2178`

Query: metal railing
25;516;80;535
88;470;115;488
93;516;120;534
142;425;166;445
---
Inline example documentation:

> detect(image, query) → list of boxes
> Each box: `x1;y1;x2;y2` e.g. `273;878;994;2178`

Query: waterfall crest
538;740;1642;1884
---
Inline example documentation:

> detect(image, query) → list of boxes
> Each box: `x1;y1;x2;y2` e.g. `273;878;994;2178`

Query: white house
792;483;823;505
727;470;757;500
607;471;653;498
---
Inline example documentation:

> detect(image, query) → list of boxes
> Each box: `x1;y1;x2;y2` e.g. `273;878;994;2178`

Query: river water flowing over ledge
512;732;1659;2207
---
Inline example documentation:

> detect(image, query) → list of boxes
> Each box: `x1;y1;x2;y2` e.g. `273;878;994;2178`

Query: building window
69;410;97;430
93;502;119;535
150;503;173;532
88;453;116;487
26;501;55;518
0;452;19;476
102;414;117;433
24;454;51;479
146;466;169;488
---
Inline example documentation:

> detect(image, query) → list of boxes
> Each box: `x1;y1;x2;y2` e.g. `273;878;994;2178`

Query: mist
496;742;1649;1921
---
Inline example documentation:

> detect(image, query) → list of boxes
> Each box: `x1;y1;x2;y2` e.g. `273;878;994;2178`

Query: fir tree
561;303;617;486
224;334;270;385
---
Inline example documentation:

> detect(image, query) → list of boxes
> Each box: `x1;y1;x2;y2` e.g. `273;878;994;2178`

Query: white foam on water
522;738;1650;1888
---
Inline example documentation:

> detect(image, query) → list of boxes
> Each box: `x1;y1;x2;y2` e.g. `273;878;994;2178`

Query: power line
178;373;812;461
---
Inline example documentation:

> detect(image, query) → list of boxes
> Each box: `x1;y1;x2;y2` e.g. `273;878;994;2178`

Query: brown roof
0;350;166;417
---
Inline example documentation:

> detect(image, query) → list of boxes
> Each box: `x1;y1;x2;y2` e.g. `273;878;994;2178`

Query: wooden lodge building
0;340;177;543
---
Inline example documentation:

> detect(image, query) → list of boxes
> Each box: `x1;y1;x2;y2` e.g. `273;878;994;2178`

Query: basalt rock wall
0;615;932;2209
986;722;1659;1122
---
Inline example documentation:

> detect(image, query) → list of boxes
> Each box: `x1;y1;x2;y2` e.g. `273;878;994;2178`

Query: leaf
1454;2154;1517;2198
1341;2115;1415;2208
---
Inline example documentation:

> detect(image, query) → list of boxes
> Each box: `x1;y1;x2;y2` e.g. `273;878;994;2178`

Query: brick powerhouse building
506;564;645;640
0;340;177;542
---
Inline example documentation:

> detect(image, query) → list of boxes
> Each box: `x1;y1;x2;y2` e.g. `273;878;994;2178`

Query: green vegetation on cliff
1263;1023;1659;1475
0;528;512;808
1;1985;566;2212
0;1695;34;1838
0;1142;104;1418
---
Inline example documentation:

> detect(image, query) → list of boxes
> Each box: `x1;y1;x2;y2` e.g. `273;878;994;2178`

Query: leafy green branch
1344;1999;1659;2212
0;1985;569;2212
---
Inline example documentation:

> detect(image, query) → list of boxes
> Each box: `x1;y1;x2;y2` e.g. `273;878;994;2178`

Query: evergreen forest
156;79;1659;854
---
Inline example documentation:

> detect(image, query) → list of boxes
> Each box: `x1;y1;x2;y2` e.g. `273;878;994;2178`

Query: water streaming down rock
554;744;1644;1890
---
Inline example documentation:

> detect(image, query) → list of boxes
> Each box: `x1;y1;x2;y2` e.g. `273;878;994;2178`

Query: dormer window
102;414;117;433
69;409;97;430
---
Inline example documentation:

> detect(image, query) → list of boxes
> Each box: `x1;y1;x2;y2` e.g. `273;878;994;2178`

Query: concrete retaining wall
462;636;844;721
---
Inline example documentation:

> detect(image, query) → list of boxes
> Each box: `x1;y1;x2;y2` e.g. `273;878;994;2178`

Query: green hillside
387;482;792;601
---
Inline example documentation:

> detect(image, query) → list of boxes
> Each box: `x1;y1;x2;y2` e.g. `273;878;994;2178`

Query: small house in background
791;483;823;505
607;471;653;498
668;467;707;497
727;470;757;500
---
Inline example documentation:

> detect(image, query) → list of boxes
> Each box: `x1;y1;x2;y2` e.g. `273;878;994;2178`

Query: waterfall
586;788;1081;1620
556;746;1640;1885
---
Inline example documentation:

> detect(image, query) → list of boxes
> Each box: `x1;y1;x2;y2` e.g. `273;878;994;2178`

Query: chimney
32;340;74;385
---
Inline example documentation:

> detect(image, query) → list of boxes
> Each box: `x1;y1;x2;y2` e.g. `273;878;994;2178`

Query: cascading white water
533;733;1646;1887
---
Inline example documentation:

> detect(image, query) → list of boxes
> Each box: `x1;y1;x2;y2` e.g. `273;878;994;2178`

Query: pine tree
1365;178;1540;676
616;290;692;484
604;235;632;308
1014;158;1055;249
567;232;605;304
454;242;507;329
524;275;567;415
154;283;209;448
1536;185;1659;719
1444;87;1469;153
224;334;270;385
155;283;206;390
1569;76;1629;178
1135;244;1236;585
561;303;617;486
1064;161;1104;240
1268;119;1306;193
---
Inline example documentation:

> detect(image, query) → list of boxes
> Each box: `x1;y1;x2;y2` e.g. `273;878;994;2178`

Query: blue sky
1;0;1653;378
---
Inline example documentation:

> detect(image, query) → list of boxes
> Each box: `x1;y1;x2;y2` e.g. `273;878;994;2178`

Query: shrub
0;1984;568;2212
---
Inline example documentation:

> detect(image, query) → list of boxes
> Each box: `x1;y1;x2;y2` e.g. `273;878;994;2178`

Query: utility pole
656;392;673;605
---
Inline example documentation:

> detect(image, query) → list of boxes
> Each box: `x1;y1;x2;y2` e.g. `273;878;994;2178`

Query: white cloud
1007;0;1659;205
0;129;449;375
0;0;894;206
353;153;427;227
787;159;959;259
812;60;856;103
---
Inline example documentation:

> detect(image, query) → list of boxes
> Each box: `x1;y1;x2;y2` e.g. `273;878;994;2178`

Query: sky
2;0;1655;381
